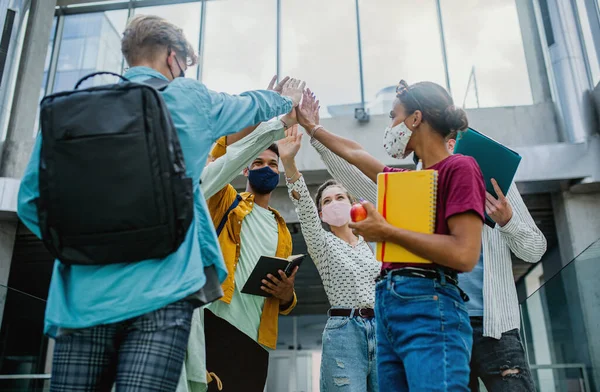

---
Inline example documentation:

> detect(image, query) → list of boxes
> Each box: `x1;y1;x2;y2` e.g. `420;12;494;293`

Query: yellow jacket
207;137;297;350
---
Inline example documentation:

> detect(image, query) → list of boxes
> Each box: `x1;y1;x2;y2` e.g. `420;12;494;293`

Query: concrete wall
1;0;56;179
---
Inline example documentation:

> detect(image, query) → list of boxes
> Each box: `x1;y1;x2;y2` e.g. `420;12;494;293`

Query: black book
241;254;305;297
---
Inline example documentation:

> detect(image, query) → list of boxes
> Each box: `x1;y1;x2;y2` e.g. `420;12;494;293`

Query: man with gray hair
17;14;303;391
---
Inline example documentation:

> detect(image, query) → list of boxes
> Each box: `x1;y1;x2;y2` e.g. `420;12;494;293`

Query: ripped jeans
320;312;378;391
469;317;535;392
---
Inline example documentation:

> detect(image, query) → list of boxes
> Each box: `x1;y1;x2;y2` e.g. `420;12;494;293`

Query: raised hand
267;75;290;94
278;125;303;162
297;88;320;131
281;78;306;107
281;108;298;128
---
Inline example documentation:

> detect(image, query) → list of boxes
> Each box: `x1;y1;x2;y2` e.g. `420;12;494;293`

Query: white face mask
383;122;413;159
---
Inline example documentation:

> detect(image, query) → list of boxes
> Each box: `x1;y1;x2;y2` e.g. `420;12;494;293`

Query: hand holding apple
350;203;368;222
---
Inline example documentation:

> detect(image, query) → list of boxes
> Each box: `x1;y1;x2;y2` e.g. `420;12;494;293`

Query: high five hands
278;126;303;163
297;89;320;132
268;75;306;108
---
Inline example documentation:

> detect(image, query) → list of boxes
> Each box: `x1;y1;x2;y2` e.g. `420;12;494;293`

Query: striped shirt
311;138;547;339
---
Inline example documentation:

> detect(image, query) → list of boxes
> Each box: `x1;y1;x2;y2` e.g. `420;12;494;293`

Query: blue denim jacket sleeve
17;135;42;239
208;89;293;139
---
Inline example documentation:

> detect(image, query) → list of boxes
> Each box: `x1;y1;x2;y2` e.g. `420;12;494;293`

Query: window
575;0;600;86
281;0;361;118
202;0;276;94
53;10;128;92
34;17;57;136
358;0;447;115
134;2;201;79
440;0;533;108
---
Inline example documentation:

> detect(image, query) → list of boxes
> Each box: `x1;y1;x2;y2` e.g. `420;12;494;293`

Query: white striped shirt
310;138;547;339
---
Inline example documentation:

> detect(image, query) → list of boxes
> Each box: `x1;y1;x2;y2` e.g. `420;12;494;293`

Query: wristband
310;125;324;138
286;171;301;183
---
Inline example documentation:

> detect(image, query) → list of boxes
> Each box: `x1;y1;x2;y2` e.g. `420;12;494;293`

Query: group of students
16;13;547;392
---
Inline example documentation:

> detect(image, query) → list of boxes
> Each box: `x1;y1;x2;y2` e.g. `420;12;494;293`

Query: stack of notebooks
376;170;437;263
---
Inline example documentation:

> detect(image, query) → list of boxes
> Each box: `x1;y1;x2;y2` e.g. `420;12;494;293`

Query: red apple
350;203;368;222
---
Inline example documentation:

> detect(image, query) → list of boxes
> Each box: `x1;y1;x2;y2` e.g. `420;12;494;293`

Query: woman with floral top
277;127;380;392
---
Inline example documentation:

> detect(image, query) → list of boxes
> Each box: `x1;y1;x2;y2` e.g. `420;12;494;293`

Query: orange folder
376;170;438;263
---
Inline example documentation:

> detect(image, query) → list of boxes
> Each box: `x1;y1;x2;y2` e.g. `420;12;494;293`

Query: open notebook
376;170;437;263
241;255;305;297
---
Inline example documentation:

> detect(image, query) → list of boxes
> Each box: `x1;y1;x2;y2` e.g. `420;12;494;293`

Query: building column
544;0;596;143
0;0;56;179
552;190;600;263
0;0;56;332
515;0;553;105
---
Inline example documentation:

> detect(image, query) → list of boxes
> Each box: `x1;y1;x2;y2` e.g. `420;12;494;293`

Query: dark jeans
204;310;269;392
469;317;535;392
51;299;194;392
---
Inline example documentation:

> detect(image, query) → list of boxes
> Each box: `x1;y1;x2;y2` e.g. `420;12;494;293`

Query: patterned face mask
383;121;413;159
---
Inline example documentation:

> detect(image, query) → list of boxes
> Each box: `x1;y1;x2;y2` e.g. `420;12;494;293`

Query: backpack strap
144;77;170;91
216;194;242;237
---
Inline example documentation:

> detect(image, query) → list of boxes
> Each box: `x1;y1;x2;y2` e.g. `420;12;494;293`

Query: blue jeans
320;312;378;391
375;273;473;392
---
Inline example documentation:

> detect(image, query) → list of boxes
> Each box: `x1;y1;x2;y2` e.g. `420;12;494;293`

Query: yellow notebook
376;170;438;263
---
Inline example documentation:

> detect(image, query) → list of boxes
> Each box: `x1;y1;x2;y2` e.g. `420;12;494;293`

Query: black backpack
37;71;193;265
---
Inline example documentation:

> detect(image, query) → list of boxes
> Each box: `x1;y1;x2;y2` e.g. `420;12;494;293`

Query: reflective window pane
134;2;201;79
281;0;361;118
53;10;128;92
202;0;276;94
359;0;447;115
441;0;533;107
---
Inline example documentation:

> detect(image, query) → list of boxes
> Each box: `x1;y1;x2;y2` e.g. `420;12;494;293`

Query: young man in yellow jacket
204;117;300;391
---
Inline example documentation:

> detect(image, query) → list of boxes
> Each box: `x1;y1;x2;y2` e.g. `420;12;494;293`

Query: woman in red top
297;81;485;392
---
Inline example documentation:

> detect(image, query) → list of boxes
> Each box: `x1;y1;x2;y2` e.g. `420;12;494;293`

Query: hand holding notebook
241;255;305;297
453;128;521;227
376;170;437;263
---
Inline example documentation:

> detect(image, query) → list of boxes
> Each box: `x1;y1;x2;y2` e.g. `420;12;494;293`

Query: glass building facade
40;0;536;119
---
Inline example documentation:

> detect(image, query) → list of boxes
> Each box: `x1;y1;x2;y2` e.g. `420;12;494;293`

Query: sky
101;0;534;111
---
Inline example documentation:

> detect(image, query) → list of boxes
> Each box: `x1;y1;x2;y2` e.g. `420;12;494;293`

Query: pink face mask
321;202;351;227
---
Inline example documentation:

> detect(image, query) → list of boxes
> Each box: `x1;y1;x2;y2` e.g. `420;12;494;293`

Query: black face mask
248;166;280;195
167;50;185;79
